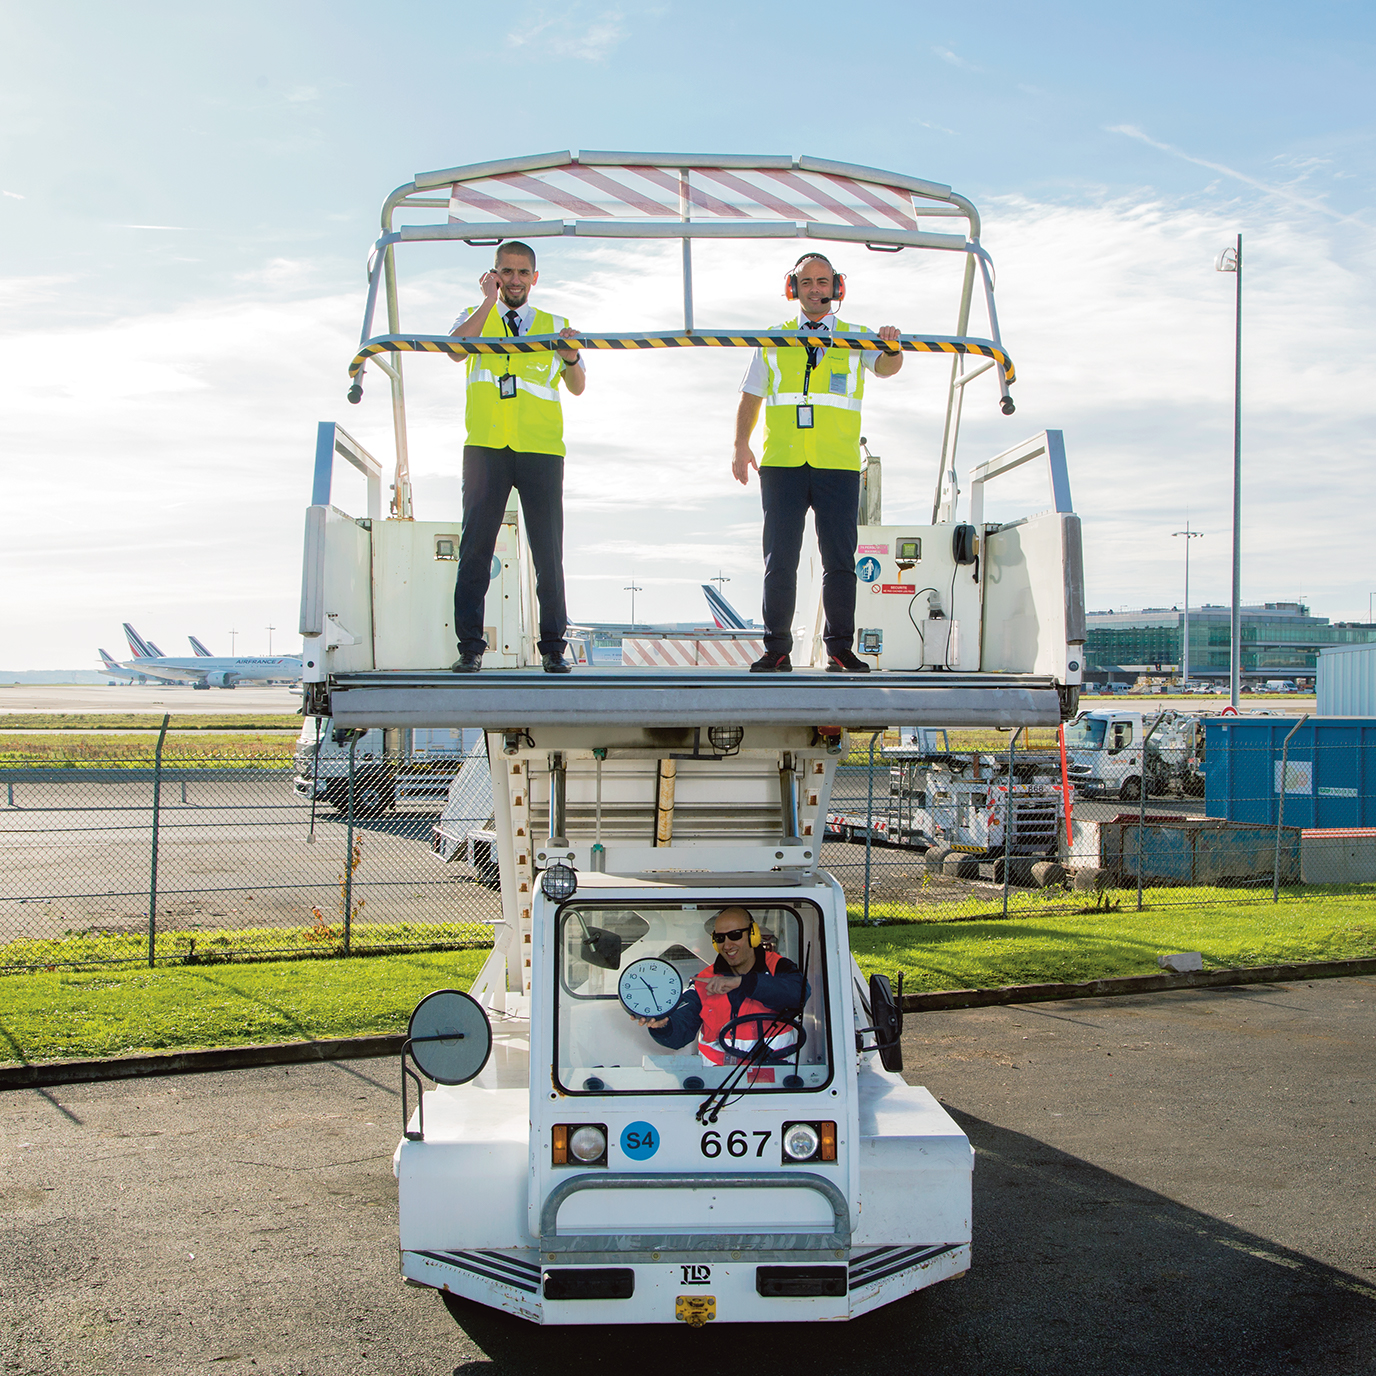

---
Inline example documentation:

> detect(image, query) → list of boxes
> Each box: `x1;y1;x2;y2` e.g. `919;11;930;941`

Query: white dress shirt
740;310;878;396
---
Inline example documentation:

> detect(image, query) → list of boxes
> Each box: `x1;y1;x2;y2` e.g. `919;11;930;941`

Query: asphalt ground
0;686;304;715
3;975;1372;1375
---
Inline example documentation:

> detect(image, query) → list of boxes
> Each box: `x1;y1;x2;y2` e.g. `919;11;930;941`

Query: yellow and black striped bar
347;330;1016;385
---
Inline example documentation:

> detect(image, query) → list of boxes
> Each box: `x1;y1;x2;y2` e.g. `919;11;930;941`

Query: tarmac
3;975;1372;1374
0;685;303;715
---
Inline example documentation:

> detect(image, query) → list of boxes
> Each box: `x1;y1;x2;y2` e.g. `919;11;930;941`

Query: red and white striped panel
621;637;766;668
449;164;919;232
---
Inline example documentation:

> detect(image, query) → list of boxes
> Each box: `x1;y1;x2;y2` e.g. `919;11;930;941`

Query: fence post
863;732;880;925
1136;716;1166;912
343;733;357;954
1002;731;1017;918
1274;715;1308;902
148;712;170;968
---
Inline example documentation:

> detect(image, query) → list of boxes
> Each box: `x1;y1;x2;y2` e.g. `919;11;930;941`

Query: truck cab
395;730;972;1324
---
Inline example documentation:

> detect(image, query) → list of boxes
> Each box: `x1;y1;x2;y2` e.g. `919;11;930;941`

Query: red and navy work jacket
648;949;805;1065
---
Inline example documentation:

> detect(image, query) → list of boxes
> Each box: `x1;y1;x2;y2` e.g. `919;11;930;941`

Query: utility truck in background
293;720;481;814
298;151;1089;1325
1063;707;1206;801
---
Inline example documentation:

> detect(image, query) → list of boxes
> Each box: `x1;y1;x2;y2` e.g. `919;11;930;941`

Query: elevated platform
324;667;1066;730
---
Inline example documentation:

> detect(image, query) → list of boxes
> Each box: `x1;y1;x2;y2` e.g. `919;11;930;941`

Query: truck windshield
554;899;831;1096
1065;718;1107;750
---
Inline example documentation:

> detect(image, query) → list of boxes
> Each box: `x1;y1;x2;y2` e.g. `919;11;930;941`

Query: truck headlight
783;1123;820;1161
569;1125;607;1163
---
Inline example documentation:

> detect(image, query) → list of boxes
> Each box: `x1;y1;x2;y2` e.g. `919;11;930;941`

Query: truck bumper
400;1242;969;1324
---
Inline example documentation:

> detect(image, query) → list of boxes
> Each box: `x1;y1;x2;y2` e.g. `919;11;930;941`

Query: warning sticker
856;543;889;555
875;584;919;595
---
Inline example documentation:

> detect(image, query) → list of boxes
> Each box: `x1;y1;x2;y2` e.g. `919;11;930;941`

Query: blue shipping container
1204;716;1376;827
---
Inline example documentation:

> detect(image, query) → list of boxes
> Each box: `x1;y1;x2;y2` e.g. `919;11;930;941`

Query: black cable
946;563;960;668
905;587;940;666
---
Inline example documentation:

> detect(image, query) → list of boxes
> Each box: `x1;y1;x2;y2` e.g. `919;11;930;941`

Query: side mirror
867;972;904;1073
580;926;623;971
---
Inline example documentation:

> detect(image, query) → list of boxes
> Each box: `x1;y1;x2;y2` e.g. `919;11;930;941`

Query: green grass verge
0;714;303;731
849;891;1376;993
0;949;491;1063
4;896;1373;1065
0;921;495;973
0;732;298;764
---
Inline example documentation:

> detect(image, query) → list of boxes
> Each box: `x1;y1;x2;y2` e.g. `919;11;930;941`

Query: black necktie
505;309;521;337
803;319;827;371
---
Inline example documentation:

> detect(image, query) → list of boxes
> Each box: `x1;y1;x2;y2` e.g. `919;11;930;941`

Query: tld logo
681;1264;711;1285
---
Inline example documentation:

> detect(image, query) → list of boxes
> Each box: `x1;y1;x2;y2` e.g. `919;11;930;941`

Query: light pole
228;628;238;656
1172;524;1203;689
624;579;642;631
266;624;276;655
710;571;730;592
1216;234;1242;707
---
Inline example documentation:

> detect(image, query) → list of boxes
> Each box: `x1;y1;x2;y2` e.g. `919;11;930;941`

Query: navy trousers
454;445;567;657
759;463;861;656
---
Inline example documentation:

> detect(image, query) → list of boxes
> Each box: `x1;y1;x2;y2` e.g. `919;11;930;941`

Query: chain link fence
3;718;1372;971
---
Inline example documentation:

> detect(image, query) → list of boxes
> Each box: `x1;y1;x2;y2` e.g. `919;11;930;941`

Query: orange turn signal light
552;1124;569;1164
819;1121;837;1161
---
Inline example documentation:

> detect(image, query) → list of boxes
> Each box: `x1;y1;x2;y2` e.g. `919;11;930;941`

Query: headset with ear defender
784;253;845;305
706;912;762;947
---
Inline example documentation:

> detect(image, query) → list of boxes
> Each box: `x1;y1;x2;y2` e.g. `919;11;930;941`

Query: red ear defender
784;262;846;303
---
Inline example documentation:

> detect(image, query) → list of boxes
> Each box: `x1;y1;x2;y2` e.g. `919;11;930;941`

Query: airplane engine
205;671;238;689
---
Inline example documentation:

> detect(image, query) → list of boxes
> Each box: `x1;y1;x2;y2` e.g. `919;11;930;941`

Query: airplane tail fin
189;636;213;656
147;641;166;657
701;584;749;630
98;648;124;673
122;623;154;658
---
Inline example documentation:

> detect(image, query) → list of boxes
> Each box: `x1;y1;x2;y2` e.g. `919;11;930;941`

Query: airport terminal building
1084;602;1376;685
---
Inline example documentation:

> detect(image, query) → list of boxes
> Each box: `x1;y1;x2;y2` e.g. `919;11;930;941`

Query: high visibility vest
696;949;798;1066
463;304;569;456
760;316;870;471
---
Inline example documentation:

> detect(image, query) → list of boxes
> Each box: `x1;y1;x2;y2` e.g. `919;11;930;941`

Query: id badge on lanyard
499;373;517;400
796;404;814;429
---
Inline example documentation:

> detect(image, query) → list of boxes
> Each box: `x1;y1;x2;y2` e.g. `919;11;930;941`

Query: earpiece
784;254;845;304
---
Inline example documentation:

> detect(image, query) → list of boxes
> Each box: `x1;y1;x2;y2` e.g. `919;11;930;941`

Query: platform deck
324;668;1065;729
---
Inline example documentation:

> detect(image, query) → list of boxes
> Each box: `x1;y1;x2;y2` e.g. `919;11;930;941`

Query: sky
2;1;1374;667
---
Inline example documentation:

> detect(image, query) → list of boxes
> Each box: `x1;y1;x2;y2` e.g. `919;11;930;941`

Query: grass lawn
4;895;1373;1065
0;732;299;764
0;948;490;1064
0;714;303;731
849;892;1376;993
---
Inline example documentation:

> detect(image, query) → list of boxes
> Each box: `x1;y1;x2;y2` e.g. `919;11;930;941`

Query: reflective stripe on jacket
760;315;869;472
463;304;568;455
697;948;797;1066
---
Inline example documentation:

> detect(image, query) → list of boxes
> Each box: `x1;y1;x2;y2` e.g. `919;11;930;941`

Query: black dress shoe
749;650;793;673
541;652;573;674
826;648;872;673
450;650;483;674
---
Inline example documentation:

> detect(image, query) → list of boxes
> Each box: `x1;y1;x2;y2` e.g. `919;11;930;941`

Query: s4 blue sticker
620;1121;660;1161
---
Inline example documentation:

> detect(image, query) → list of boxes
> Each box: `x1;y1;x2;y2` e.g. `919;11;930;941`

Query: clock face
618;957;684;1020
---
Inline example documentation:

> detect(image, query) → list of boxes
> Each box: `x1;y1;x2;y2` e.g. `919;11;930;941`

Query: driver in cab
631;907;806;1065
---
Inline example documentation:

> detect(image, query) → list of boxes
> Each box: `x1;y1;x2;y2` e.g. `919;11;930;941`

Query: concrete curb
1;1033;403;1092
898;956;1376;1014
4;956;1375;1092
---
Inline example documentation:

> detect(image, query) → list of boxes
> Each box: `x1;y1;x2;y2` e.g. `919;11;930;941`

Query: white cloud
933;46;980;71
3;190;24;200
116;223;191;231
507;7;627;61
286;86;319;103
4;187;1376;665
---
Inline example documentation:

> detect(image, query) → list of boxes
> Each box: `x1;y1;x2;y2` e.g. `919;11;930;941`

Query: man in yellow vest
449;241;586;673
732;253;902;673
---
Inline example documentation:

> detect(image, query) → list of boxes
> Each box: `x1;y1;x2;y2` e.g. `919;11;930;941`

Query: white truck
299;151;1087;1325
1063;707;1206;801
293;720;481;814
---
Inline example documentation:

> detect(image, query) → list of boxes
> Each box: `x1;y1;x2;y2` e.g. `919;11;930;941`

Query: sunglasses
711;927;751;944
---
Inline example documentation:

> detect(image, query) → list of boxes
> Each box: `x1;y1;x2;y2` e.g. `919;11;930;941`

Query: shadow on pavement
436;1110;1376;1376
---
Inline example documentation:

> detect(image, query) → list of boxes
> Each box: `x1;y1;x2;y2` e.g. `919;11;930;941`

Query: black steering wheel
716;1011;807;1063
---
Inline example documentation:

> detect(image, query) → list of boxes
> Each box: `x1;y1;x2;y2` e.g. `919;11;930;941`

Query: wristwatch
562;353;582;368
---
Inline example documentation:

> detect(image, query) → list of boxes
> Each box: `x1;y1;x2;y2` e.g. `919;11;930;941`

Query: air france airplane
113;623;302;689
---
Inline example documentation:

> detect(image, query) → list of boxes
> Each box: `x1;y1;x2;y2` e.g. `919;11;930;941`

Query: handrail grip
539;1170;851;1246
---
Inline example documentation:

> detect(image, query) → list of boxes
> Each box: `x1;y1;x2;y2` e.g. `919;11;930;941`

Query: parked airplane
189;636;213;657
97;648;152;685
113;623;302;689
701;583;757;630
